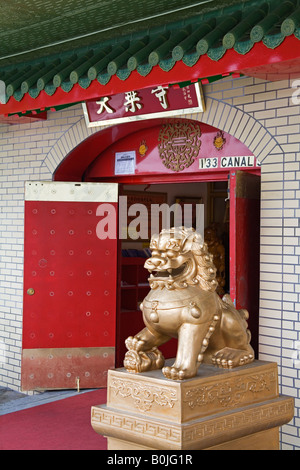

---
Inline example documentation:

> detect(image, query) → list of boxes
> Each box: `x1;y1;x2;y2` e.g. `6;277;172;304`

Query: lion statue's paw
125;336;146;352
211;347;254;369
162;365;197;381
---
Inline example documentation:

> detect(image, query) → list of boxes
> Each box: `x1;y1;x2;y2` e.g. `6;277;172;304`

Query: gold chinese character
96;97;114;114
124;91;143;113
151;86;169;109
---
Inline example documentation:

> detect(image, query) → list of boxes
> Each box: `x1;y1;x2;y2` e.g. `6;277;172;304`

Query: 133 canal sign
199;155;259;170
83;83;205;127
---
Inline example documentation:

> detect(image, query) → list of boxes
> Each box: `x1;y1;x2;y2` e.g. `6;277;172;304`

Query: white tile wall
0;76;300;449
0;105;97;390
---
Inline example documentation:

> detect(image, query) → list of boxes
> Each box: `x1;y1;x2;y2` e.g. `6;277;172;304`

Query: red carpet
1;389;107;450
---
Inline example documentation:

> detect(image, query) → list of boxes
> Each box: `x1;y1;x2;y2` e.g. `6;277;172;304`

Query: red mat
1;389;107;450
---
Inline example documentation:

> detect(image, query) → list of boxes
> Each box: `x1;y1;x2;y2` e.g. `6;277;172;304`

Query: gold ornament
214;130;226;151
158;121;201;172
138;140;148;157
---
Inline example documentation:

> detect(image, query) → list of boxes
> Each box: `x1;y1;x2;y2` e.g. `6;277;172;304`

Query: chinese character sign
83;83;205;127
124;91;143;113
151;86;169;110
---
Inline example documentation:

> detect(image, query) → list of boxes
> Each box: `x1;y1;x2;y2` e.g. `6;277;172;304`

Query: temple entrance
21;117;260;390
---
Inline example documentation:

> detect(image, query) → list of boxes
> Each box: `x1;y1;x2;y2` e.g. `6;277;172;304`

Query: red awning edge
1;35;300;116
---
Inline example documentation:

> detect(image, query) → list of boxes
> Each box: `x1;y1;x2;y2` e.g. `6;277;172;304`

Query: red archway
54;117;259;182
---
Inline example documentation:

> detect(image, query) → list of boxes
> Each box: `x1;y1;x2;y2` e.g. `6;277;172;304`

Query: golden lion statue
124;227;254;380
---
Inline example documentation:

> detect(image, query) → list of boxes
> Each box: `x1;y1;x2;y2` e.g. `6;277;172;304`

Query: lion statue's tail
220;294;252;344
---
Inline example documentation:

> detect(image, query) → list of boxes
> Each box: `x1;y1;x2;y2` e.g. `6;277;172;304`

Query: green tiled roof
0;0;256;65
1;0;300;104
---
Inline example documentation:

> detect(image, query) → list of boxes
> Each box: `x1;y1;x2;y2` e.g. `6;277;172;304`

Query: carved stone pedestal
91;360;294;450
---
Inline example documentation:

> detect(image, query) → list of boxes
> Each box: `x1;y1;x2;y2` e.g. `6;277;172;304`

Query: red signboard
83;83;205;127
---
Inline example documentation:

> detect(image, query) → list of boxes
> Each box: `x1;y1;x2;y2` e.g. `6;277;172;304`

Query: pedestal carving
91;360;294;450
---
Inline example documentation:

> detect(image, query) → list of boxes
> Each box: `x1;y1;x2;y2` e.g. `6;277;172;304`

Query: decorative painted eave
1;0;300;116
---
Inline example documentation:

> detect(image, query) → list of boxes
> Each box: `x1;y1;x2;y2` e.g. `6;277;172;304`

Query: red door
229;171;260;355
21;181;118;391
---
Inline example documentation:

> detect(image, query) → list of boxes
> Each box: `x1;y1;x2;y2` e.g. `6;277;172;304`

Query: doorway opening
115;173;260;366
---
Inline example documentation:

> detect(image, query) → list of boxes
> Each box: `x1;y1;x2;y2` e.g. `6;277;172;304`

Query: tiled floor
0;386;95;415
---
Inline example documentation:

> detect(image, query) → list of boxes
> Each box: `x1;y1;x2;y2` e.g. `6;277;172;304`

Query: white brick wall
207;76;300;449
0;105;97;390
1;76;300;449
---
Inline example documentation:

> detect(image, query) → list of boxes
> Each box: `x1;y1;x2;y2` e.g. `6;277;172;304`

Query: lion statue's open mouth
148;261;189;279
147;259;192;289
124;227;254;380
